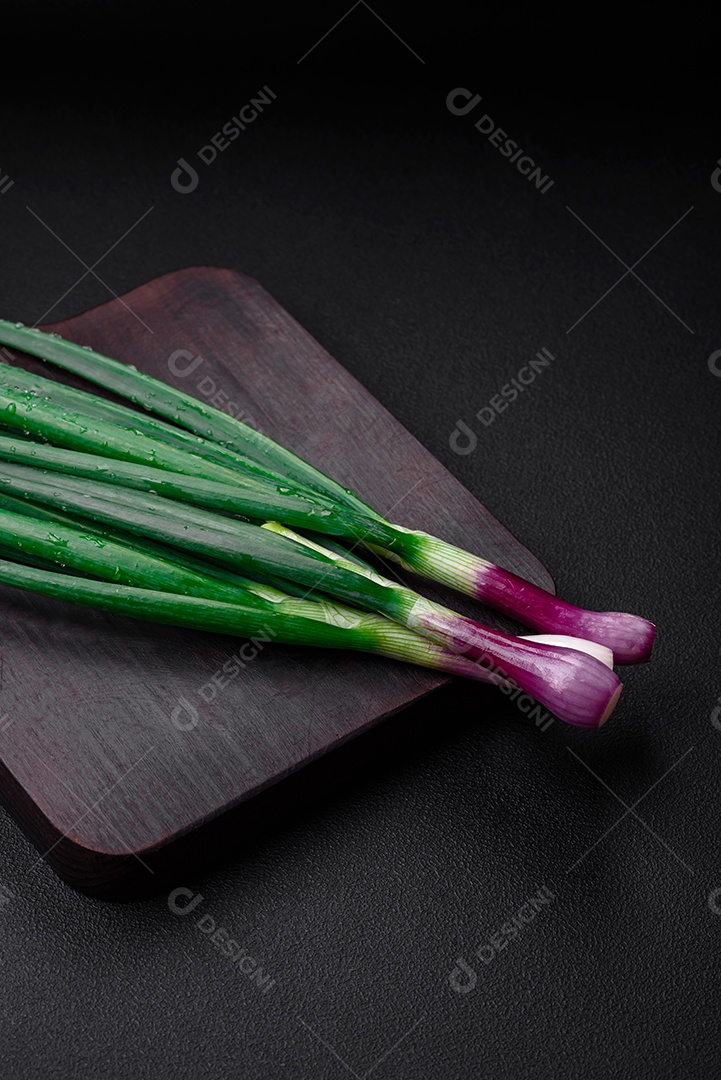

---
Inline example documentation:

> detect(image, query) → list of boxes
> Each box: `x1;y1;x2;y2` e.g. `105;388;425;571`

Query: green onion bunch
0;320;655;728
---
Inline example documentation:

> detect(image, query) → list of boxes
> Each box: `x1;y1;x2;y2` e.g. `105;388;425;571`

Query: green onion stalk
0;322;655;662
0;555;515;683
0;463;622;728
0;506;598;699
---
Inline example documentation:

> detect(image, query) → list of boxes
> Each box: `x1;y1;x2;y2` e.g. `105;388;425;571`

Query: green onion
0;485;332;602
0;552;529;688
0;501;379;630
0;320;655;662
0;432;397;544
0;499;510;680
0;503;254;603
0;382;294;490
0;324;380;520
0;460;623;728
0;359;312;486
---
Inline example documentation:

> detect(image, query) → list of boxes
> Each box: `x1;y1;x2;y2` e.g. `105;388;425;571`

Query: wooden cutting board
0;267;553;896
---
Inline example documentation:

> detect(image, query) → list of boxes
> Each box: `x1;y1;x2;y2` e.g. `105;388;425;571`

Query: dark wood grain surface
0;267;553;895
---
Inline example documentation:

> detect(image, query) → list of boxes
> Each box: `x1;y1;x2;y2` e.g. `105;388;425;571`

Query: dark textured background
1;5;719;1078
